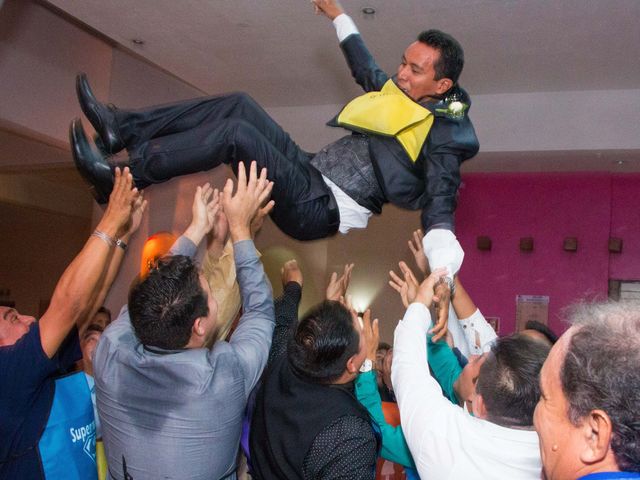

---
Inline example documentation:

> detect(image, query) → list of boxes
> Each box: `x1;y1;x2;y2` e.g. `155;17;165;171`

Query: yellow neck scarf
337;79;433;162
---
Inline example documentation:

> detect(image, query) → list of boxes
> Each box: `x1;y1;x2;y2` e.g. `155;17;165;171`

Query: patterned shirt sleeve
303;415;377;479
268;282;302;366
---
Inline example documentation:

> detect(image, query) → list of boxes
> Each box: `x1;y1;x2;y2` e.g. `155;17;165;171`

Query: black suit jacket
329;34;479;232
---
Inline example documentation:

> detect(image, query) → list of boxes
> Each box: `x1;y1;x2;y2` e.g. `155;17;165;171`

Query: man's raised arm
39;167;140;358
223;162;276;394
313;0;388;92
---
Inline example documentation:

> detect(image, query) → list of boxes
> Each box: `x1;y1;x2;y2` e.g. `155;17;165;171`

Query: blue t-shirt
0;322;81;479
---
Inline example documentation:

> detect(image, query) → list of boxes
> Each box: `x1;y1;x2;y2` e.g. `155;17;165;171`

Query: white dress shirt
392;303;542;479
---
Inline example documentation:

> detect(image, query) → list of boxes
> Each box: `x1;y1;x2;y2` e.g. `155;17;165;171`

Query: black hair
128;255;209;350
288;300;360;384
524;320;558;344
96;306;112;323
476;334;550;427
417;29;464;85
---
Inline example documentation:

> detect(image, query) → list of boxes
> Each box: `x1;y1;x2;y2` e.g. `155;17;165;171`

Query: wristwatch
359;359;373;373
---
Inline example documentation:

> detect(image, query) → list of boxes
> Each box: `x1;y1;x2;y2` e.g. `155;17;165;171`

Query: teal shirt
355;336;463;470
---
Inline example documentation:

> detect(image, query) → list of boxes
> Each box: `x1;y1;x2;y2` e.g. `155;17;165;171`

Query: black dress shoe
76;73;125;154
70;119;114;204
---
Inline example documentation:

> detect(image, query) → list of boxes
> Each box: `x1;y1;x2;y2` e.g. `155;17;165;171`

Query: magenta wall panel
454;172;639;336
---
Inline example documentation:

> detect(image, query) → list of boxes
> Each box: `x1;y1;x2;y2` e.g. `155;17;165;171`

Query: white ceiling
44;0;640;108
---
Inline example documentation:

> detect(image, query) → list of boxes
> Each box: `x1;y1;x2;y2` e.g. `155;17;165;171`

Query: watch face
360;359;373;373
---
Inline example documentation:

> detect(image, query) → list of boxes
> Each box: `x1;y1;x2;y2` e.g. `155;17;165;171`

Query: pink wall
455;172;640;336
609;174;640;280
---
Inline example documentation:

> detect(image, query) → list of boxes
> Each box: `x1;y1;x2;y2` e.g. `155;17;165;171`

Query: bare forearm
40;234;115;357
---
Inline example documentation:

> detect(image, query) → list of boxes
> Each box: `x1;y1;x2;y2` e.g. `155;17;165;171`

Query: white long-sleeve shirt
392;303;542;479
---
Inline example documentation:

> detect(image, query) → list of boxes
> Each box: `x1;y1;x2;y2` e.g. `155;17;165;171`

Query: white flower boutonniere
435;93;469;120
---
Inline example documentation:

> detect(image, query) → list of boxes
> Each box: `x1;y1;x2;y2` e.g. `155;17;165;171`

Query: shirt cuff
333;13;359;42
233;239;258;264
458;308;498;354
423;229;464;277
169;236;198;258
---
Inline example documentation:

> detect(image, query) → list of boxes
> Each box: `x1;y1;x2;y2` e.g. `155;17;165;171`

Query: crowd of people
2;0;639;478
2;162;639;479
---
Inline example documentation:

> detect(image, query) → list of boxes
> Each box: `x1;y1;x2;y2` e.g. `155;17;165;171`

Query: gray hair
563;300;640;472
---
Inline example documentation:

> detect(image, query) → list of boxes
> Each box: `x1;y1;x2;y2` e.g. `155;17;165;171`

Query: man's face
81;330;102;375
0;306;36;347
396;41;447;102
533;330;583;480
92;311;111;331
198;274;219;344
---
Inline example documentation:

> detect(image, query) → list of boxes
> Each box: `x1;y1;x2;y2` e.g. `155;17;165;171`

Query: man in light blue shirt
94;163;275;480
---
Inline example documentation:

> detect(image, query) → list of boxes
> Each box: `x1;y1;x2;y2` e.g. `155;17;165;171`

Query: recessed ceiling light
131;39;145;46
362;7;376;15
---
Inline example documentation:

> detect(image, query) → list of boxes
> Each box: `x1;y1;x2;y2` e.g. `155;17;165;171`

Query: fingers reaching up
223;161;274;242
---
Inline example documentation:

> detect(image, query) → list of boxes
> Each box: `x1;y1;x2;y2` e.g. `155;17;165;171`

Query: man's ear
579;409;613;465
345;355;360;375
472;393;488;420
192;317;206;338
435;78;454;96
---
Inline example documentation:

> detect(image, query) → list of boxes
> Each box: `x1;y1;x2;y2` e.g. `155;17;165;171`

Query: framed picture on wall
515;295;549;332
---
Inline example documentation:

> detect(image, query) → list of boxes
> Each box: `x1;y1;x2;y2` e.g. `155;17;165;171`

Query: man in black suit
72;0;477;282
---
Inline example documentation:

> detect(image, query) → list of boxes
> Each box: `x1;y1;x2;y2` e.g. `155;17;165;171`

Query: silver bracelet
92;230;116;247
115;238;128;251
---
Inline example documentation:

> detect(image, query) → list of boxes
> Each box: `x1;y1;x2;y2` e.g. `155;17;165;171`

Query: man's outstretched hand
281;259;303;288
414;268;449;342
312;0;344;20
184;183;220;247
326;263;354;301
222;161;274;243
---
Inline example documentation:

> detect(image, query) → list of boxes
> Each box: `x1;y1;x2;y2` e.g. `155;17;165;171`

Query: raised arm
391;270;465;476
223;162;276;394
313;0;388;92
355;310;416;468
39;167;139;358
268;259;303;365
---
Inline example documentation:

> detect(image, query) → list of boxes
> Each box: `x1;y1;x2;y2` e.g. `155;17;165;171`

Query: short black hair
563;302;640;472
96;306;112;323
525;320;558;344
417;29;464;85
288;300;360;384
476;334;550;427
128;255;209;350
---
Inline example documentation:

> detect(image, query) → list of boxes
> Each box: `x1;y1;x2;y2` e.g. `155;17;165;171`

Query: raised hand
388;261;420;308
184;183;220;246
432;279;452;342
326;263;354;301
121;191;147;242
311;0;344;20
408;228;430;277
222;161;274;242
250;198;276;238
96;167;140;238
414;268;446;308
361;309;380;362
281;259;303;288
414;267;448;342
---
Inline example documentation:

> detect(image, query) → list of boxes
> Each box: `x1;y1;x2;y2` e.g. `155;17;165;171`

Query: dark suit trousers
113;92;339;241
